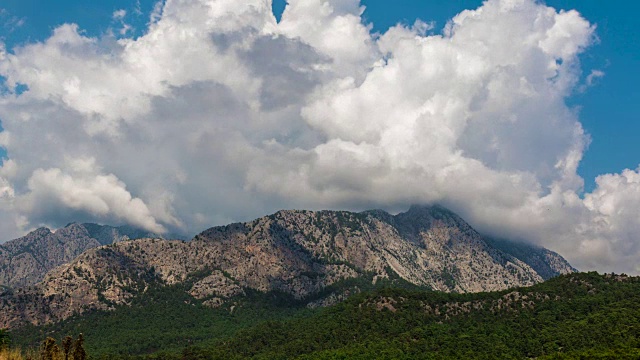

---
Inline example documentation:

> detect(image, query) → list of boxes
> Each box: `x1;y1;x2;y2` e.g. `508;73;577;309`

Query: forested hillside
203;272;640;359
8;272;640;359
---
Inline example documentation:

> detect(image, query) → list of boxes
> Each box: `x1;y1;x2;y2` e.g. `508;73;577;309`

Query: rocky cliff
483;237;576;280
0;205;574;328
0;223;160;288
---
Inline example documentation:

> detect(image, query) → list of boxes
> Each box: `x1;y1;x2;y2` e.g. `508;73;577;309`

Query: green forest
5;272;640;359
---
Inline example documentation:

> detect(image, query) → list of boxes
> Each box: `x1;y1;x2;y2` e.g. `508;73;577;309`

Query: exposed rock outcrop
0;223;161;289
0;205;575;328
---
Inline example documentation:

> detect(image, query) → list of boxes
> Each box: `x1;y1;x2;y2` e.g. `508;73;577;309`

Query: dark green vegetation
11;273;412;357
201;272;640;359
12;273;640;359
0;328;10;350
11;283;312;357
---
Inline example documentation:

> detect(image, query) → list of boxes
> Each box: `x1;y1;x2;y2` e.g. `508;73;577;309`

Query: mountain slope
0;223;161;289
484;236;576;280
0;205;574;328
207;272;640;359
10;272;638;359
0;225;100;289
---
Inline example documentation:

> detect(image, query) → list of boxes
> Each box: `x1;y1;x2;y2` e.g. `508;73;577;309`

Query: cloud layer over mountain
0;0;638;274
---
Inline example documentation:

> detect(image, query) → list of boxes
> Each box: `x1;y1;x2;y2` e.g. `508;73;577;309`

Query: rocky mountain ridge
0;223;160;289
0;205;575;328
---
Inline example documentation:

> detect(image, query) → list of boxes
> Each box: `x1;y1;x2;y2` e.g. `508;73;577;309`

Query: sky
0;0;638;274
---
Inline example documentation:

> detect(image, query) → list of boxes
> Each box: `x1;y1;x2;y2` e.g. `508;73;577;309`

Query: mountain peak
0;205;575;328
0;222;163;289
33;227;53;235
403;203;459;218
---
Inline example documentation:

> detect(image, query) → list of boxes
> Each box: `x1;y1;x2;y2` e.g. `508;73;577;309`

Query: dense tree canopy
10;273;640;359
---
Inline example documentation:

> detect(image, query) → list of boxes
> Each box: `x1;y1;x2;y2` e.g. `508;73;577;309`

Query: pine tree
39;337;60;360
71;334;86;360
61;336;73;360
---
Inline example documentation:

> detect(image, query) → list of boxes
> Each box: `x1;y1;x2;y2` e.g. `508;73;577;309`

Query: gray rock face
0;223;161;288
0;225;100;289
483;237;576;280
0;205;575;328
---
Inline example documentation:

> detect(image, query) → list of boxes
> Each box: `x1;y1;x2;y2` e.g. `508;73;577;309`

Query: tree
0;328;10;350
61;336;73;360
40;337;61;360
71;334;86;360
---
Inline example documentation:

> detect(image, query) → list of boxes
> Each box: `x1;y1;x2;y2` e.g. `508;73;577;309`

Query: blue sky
0;0;637;192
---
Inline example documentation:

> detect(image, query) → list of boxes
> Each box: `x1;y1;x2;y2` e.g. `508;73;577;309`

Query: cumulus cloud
0;0;637;274
18;159;167;234
0;177;13;199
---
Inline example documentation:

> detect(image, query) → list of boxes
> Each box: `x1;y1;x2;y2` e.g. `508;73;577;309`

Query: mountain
80;223;160;247
374;205;575;280
0;205;574;328
483;236;576;280
0;223;160;289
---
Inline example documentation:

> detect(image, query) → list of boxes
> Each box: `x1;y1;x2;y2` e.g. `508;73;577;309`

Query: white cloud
0;176;13;199
0;0;637;274
0;8;26;33
112;9;132;36
149;1;165;25
586;69;605;85
20;166;166;234
278;0;377;78
113;9;127;20
579;69;605;92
